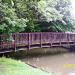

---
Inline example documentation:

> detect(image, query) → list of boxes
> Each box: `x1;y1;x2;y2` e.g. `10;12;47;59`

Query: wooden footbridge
0;32;75;53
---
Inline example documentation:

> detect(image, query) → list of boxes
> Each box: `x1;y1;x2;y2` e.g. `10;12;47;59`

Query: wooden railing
0;32;75;53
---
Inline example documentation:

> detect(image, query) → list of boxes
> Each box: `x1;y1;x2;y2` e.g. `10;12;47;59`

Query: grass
0;57;56;75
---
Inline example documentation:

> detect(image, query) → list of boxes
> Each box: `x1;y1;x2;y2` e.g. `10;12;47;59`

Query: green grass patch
0;57;55;75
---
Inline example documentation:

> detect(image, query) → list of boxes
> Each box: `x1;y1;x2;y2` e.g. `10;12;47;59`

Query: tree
55;0;75;32
0;0;74;34
12;0;41;32
37;0;63;22
37;0;75;32
0;0;28;41
0;0;27;35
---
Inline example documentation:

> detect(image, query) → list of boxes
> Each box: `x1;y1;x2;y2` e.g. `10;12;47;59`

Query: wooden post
28;33;30;50
40;32;42;48
74;34;75;45
14;34;16;52
0;35;2;49
67;33;70;46
50;33;52;47
60;33;61;46
49;33;51;47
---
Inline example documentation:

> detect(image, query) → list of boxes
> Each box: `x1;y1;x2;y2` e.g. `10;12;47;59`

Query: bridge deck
0;32;75;53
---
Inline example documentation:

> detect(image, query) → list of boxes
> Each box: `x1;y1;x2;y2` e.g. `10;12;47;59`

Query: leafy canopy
0;0;28;35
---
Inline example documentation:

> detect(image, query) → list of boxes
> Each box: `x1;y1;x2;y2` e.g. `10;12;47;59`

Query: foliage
37;0;63;22
37;0;75;32
0;0;27;35
0;0;75;34
55;0;75;32
13;0;41;32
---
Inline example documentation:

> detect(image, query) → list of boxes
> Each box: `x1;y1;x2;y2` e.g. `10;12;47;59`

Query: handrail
0;32;75;53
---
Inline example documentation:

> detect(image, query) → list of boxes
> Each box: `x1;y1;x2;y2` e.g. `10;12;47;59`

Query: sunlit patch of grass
0;57;55;75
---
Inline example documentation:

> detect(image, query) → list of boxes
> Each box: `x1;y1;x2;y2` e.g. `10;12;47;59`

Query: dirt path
21;52;75;75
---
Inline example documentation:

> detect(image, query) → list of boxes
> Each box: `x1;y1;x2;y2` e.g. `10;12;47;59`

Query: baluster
40;32;42;48
28;33;30;50
50;33;53;46
49;32;51;47
58;33;61;46
14;34;16;52
67;33;70;46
